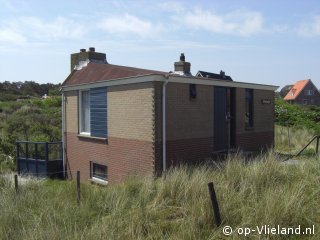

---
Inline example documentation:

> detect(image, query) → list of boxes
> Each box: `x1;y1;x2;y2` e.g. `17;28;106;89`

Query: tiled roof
63;62;167;87
284;80;309;100
196;70;233;81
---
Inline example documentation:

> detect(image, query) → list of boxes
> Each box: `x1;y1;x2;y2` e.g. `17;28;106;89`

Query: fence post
77;171;80;206
26;142;29;173
316;137;319;155
35;143;38;177
16;142;20;174
14;174;18;193
208;182;221;227
287;126;291;150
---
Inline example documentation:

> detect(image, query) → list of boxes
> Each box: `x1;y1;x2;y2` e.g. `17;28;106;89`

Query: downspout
61;91;66;179
162;77;169;173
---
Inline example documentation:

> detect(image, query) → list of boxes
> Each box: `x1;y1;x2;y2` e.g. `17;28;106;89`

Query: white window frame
90;162;108;185
79;90;91;135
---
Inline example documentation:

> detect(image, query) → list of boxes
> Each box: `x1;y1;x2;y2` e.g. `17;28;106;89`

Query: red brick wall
236;131;274;151
167;137;214;166
65;133;154;183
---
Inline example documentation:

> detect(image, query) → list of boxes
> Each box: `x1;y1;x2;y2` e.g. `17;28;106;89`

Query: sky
0;0;320;89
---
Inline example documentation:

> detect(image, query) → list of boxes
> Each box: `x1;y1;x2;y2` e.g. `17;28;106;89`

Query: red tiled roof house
284;79;320;106
62;48;278;184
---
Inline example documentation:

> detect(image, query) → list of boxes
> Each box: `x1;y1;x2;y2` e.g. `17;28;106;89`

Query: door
214;87;235;151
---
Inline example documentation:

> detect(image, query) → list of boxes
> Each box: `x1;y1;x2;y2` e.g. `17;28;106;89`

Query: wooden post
14;174;18;193
316;137;319;154
287;126;291;150
77;171;80;206
35;143;38;177
208;182;221;227
16;142;20;174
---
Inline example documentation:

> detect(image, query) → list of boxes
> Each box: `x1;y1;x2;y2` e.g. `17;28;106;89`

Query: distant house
61;48;278;184
280;84;293;98
284;79;320;106
196;70;233;81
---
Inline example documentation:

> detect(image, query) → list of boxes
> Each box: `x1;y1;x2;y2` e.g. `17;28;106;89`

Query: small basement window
90;162;108;183
189;84;197;99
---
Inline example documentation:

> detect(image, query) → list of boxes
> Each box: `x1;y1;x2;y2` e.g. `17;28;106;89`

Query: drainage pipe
61;91;66;179
162;78;169;173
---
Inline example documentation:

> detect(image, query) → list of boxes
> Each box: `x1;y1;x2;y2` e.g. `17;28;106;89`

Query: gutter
162;77;169;173
61;92;66;179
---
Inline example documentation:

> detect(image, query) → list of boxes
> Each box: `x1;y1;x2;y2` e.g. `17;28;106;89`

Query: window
80;90;90;134
90;162;108;183
304;90;314;96
245;89;253;128
303;99;308;105
79;87;108;138
189;84;197;99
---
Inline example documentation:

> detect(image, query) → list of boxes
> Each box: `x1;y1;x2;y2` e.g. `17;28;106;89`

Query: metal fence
16;141;63;179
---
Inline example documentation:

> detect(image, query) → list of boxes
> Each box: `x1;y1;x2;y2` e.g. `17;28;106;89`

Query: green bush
275;98;320;133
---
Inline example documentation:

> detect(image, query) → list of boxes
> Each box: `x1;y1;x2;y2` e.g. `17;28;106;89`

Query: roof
63;62;167;87
196;70;233;81
62;61;278;92
284;80;309;100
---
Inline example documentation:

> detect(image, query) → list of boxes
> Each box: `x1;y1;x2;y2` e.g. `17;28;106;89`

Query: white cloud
297;16;320;37
0;28;26;44
99;14;164;37
0;16;85;46
178;9;264;36
158;1;185;13
13;16;85;40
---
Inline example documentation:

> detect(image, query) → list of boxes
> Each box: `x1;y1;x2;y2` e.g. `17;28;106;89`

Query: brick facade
64;81;275;183
65;133;154;182
235;88;274;151
154;83;275;170
64;82;156;183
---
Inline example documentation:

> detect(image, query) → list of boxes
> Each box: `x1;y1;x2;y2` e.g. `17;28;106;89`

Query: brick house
62;48;278;184
283;79;320;106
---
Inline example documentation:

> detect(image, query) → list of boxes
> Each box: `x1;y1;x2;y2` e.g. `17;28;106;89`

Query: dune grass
0;127;320;239
275;125;317;155
1;153;320;239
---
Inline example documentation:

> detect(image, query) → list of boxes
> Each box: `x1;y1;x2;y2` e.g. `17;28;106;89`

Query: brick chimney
70;47;107;71
174;53;192;76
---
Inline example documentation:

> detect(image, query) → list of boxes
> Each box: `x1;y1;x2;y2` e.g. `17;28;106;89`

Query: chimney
70;47;107;71
174;53;191;76
220;70;225;78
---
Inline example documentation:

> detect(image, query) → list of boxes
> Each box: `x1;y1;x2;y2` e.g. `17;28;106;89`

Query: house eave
61;74;279;92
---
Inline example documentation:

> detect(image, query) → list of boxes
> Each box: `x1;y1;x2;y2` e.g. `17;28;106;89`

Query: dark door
214;87;229;151
214;87;236;151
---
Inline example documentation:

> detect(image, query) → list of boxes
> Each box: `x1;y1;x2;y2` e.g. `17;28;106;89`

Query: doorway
214;87;236;152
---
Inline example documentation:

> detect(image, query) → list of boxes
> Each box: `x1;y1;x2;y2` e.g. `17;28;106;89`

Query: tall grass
1;153;319;239
275;125;317;155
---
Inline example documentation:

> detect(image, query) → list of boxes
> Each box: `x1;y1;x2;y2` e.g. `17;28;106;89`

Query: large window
80;90;90;134
79;87;108;138
90;162;108;182
245;89;253;128
304;90;314;96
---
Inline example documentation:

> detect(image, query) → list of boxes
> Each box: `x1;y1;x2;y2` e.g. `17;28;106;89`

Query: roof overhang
62;74;279;92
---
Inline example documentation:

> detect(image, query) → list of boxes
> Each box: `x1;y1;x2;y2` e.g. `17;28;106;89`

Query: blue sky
0;0;320;89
